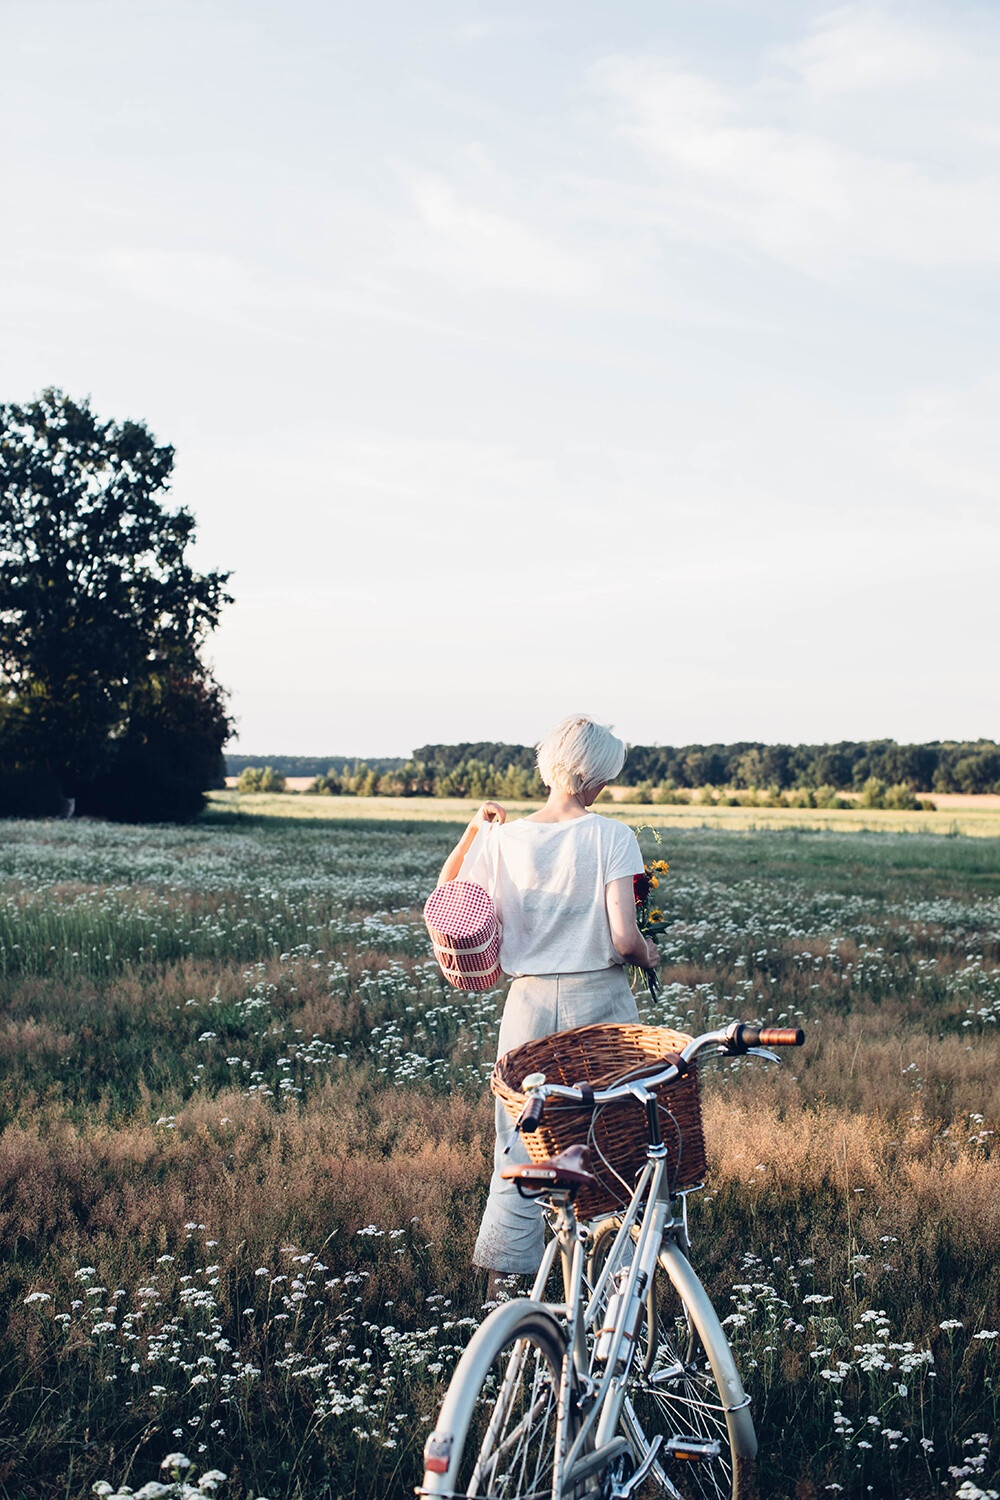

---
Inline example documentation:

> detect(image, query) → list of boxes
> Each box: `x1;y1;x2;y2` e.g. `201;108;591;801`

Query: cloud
399;171;599;295
886;379;1000;503
770;5;960;96
80;245;482;348
592;8;1000;271
451;16;553;43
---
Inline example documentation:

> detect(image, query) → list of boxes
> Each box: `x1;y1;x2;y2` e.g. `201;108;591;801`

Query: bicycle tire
588;1220;756;1500
420;1298;574;1499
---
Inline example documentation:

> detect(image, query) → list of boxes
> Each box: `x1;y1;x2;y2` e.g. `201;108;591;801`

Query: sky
2;0;998;756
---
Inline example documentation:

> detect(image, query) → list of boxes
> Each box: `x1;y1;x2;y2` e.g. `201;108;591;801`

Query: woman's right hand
643;938;659;968
473;801;507;827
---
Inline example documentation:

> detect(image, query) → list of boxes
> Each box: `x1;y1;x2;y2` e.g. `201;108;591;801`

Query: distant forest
226;754;407;777
227;740;1000;796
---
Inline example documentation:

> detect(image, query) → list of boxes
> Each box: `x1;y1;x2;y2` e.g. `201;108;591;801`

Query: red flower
633;872;650;902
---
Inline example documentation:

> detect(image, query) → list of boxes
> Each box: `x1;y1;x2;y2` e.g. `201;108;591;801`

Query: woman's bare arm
437;801;507;885
606;876;659;967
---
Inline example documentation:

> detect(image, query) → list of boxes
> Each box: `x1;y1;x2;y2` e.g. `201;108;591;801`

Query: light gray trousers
472;967;639;1275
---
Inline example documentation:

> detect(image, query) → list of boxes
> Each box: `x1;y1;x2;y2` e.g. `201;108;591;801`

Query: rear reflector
423;1431;454;1475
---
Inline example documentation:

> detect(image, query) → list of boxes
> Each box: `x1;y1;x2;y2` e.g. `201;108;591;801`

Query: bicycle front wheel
588;1221;756;1500
420;1298;573;1499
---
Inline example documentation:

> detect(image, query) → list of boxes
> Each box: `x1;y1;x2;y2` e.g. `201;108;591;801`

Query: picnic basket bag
424;880;503;991
492;1022;707;1219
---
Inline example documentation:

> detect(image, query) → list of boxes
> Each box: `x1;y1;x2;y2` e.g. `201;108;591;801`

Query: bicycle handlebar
515;1020;805;1133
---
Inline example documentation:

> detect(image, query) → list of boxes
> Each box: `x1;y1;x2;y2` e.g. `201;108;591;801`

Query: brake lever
746;1047;781;1063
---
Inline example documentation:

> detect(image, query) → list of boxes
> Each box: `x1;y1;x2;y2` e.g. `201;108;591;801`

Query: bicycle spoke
447;1318;569;1500
586;1218;749;1500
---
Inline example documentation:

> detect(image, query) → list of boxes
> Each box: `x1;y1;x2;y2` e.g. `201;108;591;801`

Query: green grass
0;813;998;1499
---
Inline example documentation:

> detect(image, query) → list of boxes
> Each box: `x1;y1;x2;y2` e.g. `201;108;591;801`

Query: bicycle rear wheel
420;1298;573;1499
588;1220;756;1500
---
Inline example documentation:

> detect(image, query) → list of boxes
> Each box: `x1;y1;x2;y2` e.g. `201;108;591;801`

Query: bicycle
418;1020;805;1500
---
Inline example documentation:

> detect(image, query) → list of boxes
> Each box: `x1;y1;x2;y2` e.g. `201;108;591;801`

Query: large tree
0;389;232;819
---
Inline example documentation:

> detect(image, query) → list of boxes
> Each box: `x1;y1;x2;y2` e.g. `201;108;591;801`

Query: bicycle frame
421;1023;800;1498
517;1026;784;1493
524;1145;706;1495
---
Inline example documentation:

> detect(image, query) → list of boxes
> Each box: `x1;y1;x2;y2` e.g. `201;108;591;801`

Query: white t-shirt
457;814;645;977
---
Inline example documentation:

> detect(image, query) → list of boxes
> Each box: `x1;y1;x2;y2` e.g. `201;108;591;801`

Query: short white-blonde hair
536;715;627;795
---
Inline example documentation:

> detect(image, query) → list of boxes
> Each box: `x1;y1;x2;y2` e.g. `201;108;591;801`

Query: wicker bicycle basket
492;1023;707;1220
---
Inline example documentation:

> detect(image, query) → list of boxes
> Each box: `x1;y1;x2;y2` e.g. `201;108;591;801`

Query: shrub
376;770;409;796
309;770;342;796
859;776;888;809
653;785;690;804
884;782;919;811
237;766;286;794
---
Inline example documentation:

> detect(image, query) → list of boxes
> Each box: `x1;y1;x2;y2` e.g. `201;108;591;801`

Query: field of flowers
1;811;999;1499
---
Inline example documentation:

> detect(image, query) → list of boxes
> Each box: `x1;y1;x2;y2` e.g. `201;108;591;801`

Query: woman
437;714;659;1291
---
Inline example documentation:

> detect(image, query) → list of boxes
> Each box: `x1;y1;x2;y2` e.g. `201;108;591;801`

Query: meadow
1;808;998;1500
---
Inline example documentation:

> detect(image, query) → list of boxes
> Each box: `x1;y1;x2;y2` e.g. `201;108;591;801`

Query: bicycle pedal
664;1435;722;1462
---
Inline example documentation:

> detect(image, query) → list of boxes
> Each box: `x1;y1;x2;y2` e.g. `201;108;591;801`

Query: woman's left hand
473;801;507;827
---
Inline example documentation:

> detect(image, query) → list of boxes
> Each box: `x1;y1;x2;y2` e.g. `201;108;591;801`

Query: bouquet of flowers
631;858;669;998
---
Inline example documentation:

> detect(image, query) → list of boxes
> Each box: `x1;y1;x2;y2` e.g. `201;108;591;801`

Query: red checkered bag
424;880;503;991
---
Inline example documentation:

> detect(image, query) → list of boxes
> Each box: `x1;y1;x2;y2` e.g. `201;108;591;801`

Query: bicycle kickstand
610;1435;664;1499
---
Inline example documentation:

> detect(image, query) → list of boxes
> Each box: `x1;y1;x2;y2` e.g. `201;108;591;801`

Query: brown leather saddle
500;1143;595;1193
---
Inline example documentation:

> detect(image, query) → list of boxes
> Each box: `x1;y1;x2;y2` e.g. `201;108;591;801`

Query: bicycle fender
657;1241;759;1462
419;1298;568;1498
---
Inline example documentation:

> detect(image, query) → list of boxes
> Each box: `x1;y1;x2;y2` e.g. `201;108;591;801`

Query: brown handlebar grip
758;1027;805;1047
518;1095;545;1133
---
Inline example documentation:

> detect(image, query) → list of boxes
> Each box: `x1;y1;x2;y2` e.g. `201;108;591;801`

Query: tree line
233;738;1000;801
226;753;407;777
235;758;547;800
621;739;1000;795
